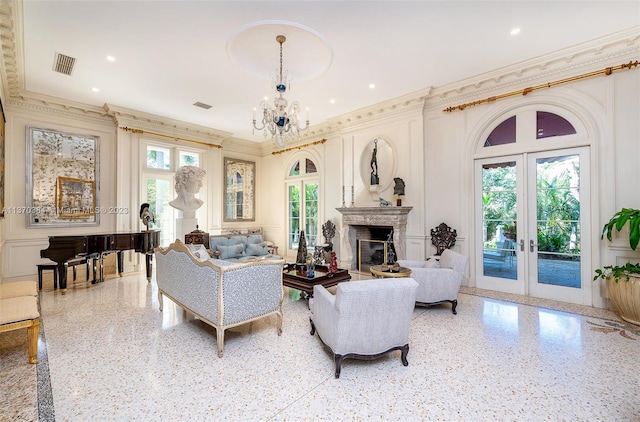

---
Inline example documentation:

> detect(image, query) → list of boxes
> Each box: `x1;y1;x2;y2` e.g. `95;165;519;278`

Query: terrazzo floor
1;270;639;422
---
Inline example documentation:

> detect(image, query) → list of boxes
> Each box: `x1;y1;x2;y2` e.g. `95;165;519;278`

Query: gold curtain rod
443;60;639;113
119;126;223;149
271;138;327;155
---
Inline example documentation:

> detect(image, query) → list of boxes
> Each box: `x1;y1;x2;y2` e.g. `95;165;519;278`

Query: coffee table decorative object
282;263;351;298
370;264;412;278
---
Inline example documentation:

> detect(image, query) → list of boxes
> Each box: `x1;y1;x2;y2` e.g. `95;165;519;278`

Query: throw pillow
425;258;441;268
187;244;210;262
216;243;245;259
246;243;269;256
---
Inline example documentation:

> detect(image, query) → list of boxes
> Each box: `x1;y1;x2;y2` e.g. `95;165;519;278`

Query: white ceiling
20;1;640;143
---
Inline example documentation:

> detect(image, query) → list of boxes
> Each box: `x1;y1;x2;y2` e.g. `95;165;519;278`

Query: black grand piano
40;231;160;293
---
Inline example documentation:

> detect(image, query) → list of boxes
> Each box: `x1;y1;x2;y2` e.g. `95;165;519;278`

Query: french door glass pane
535;155;581;288
288;185;300;249
145;177;174;246
482;162;517;280
305;183;319;245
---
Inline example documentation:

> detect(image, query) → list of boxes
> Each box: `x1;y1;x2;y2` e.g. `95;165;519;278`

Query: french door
475;147;591;304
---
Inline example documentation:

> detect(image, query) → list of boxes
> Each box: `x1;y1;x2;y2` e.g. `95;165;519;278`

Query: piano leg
146;253;153;282
57;262;68;294
117;251;124;277
91;254;100;284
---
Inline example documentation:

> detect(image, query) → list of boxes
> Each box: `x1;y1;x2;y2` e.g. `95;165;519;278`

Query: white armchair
397;248;468;314
309;278;418;378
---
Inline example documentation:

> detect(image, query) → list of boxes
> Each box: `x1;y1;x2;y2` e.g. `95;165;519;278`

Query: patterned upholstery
154;240;285;357
309;277;418;378
398;248;468;314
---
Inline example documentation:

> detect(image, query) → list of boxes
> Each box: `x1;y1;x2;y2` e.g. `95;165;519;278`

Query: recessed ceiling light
91;87;99;92
510;28;521;35
106;55;115;62
369;83;375;89
329;99;336;104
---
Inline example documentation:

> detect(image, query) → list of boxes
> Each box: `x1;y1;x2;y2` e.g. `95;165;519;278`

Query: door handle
519;239;524;252
529;239;537;252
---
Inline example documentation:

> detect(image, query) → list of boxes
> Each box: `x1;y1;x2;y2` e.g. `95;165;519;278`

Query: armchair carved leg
451;299;458;314
400;344;409;366
309;318;316;335
334;354;345;378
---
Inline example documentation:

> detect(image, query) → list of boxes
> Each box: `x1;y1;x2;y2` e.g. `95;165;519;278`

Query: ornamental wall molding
105;104;231;146
426;28;640;112
303;93;426;142
7;96;113;126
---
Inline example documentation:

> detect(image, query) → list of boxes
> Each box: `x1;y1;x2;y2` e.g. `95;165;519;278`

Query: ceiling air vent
53;52;76;76
193;102;212;110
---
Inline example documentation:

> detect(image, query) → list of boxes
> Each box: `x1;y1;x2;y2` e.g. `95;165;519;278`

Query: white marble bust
169;165;206;218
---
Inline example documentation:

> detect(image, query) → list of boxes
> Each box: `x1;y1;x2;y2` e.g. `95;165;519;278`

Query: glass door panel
144;175;175;247
527;148;591;304
476;156;525;294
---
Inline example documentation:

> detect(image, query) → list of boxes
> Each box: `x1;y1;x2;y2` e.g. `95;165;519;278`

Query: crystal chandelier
252;35;309;148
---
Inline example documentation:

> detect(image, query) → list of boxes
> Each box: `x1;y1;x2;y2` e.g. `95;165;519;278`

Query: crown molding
427;27;640;112
104;104;231;146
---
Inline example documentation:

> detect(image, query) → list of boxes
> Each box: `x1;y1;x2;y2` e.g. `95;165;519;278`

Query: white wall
2;105;116;281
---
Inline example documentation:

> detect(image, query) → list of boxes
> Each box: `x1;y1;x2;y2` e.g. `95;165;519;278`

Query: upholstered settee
208;233;281;263
397;248;469;314
154;240;285;357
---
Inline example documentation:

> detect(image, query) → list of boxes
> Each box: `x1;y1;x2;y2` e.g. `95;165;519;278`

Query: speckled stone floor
2;270;639;421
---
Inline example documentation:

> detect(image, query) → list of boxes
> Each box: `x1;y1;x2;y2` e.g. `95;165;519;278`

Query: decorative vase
607;274;640;326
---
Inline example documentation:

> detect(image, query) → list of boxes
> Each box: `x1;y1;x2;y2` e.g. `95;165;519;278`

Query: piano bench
37;257;91;290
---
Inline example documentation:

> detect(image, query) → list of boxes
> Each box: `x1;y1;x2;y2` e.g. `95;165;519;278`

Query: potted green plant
593;207;640;326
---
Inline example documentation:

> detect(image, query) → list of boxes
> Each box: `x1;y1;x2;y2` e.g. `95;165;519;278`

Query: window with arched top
536;111;577;139
286;156;320;253
484;111;577;148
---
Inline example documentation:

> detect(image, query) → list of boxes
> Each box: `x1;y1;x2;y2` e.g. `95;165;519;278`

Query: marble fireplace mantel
336;207;413;268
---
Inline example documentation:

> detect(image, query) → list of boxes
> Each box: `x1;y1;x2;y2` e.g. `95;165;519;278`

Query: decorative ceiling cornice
104;104;231;146
427;27;640;112
307;89;429;137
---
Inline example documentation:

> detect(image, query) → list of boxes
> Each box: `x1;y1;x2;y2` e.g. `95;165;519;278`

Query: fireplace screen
358;239;393;273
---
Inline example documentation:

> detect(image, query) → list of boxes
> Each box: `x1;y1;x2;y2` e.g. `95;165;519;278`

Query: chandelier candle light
252;35;309;148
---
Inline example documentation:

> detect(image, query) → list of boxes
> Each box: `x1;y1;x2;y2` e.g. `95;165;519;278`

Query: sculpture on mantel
370;139;379;185
394;177;405;206
169;166;206;218
380;198;393;207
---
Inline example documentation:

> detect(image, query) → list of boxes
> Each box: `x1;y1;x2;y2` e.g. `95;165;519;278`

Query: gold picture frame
56;177;95;217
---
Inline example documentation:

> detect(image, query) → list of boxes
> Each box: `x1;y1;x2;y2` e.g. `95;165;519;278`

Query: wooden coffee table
369;265;412;278
282;264;351;298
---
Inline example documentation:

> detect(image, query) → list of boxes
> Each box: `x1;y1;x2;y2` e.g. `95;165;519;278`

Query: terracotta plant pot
607;274;640;326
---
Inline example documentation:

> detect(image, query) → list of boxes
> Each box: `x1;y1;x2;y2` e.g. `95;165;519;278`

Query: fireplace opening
356;226;396;273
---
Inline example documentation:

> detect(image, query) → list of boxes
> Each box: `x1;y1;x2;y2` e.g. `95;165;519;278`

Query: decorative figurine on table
370;139;379;185
139;203;155;230
327;251;338;276
295;230;308;265
306;254;315;278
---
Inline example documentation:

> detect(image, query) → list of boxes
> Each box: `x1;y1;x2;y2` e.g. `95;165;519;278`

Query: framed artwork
223;157;255;222
56;177;95;217
26;126;100;227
